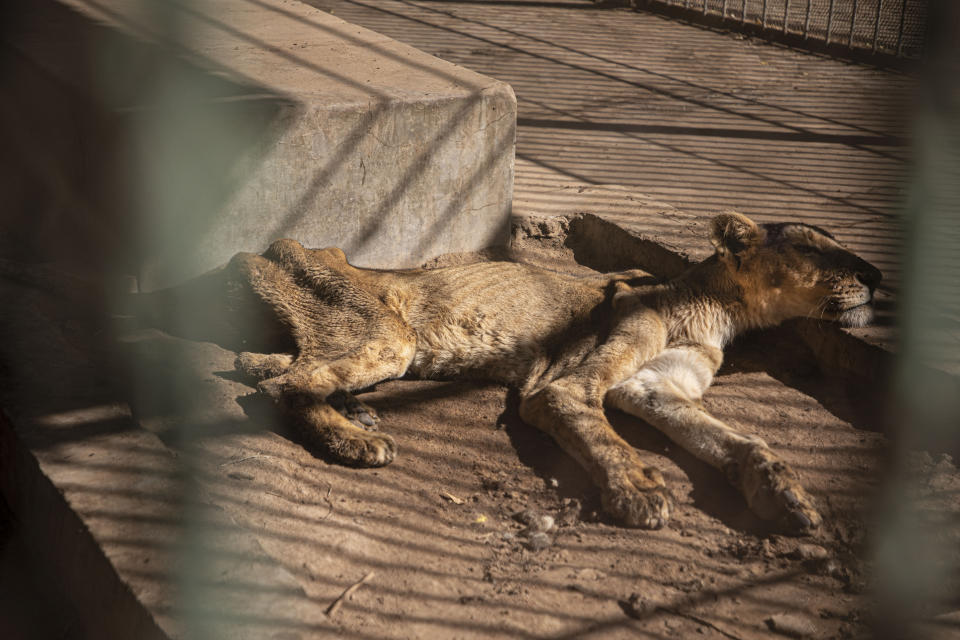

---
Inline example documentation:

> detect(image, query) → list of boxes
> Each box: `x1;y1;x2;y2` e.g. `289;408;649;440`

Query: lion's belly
407;314;544;384
399;261;607;384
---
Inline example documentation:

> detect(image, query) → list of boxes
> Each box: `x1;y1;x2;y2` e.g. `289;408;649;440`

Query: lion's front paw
602;466;673;529
733;446;821;535
328;429;397;467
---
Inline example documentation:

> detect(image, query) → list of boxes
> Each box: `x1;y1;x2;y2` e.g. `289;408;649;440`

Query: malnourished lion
227;212;880;534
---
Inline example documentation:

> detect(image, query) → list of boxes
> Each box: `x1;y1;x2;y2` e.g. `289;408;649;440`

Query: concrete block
3;0;515;290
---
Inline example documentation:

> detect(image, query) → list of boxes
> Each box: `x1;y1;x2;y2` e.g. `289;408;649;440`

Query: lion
225;212;881;534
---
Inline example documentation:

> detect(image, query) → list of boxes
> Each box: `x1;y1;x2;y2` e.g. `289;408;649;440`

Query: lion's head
710;212;882;328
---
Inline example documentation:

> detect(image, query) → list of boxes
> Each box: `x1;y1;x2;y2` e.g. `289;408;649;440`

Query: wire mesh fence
633;0;928;58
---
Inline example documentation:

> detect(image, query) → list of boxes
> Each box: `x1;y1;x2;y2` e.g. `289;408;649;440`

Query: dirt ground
104;232;957;640
1;222;958;640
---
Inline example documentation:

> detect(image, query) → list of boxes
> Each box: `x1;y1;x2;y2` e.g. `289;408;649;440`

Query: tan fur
228;213;881;533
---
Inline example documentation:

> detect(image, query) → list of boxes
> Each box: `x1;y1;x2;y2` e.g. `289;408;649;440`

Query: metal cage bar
849;0;859;47
897;0;908;55
873;0;884;52
826;0;836;44
644;0;925;59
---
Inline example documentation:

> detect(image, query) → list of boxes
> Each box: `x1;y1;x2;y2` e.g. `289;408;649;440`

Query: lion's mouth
835;301;874;328
841;300;871;311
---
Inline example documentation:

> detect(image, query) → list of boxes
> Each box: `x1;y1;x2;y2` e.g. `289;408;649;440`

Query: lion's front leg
517;300;673;528
520;378;672;529
607;346;821;534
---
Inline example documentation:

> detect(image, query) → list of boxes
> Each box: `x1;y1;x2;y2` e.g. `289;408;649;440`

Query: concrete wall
1;0;516;290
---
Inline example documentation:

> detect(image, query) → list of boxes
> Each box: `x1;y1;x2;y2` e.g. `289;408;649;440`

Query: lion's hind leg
235;352;380;431
228;241;413;467
607;346;822;534
519;304;674;530
255;344;413;467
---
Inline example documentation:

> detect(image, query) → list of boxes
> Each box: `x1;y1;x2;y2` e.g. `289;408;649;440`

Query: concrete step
2;0;515;290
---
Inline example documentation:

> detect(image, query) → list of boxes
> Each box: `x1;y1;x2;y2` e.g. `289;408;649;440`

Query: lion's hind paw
329;428;396;467
235;352;293;381
328;391;381;431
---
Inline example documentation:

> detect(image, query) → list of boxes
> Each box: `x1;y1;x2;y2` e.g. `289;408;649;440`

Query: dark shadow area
0;0;287;280
0;499;95;640
563;213;692;276
871;295;898;326
611;409;776;533
723;325;889;435
129;267;296;354
518;115;908;146
498;388;599;512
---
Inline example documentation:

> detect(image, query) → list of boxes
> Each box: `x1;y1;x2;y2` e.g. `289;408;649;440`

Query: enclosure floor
4;4;950;640
307;0;912;290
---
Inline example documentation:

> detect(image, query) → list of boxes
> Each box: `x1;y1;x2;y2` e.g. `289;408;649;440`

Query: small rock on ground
525;532;552;551
793;544;829;561
766;612;817;638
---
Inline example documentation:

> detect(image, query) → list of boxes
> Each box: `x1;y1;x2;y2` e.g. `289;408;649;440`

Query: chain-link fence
631;0;928;59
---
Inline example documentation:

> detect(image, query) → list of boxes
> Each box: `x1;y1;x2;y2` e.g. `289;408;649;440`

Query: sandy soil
188;356;955;639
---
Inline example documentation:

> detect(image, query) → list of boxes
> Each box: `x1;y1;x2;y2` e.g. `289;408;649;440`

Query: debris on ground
765;612;817;638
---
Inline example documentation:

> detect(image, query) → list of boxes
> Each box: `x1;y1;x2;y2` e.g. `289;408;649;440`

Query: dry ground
115;236;960;639
1;224;959;639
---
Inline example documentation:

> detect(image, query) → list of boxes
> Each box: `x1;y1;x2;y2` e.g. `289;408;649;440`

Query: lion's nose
856;262;882;292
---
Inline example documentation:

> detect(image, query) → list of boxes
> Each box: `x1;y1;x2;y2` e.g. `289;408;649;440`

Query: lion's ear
710;212;760;257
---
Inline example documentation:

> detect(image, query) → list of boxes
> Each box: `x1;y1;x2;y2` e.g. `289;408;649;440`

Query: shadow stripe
517;116;909;146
